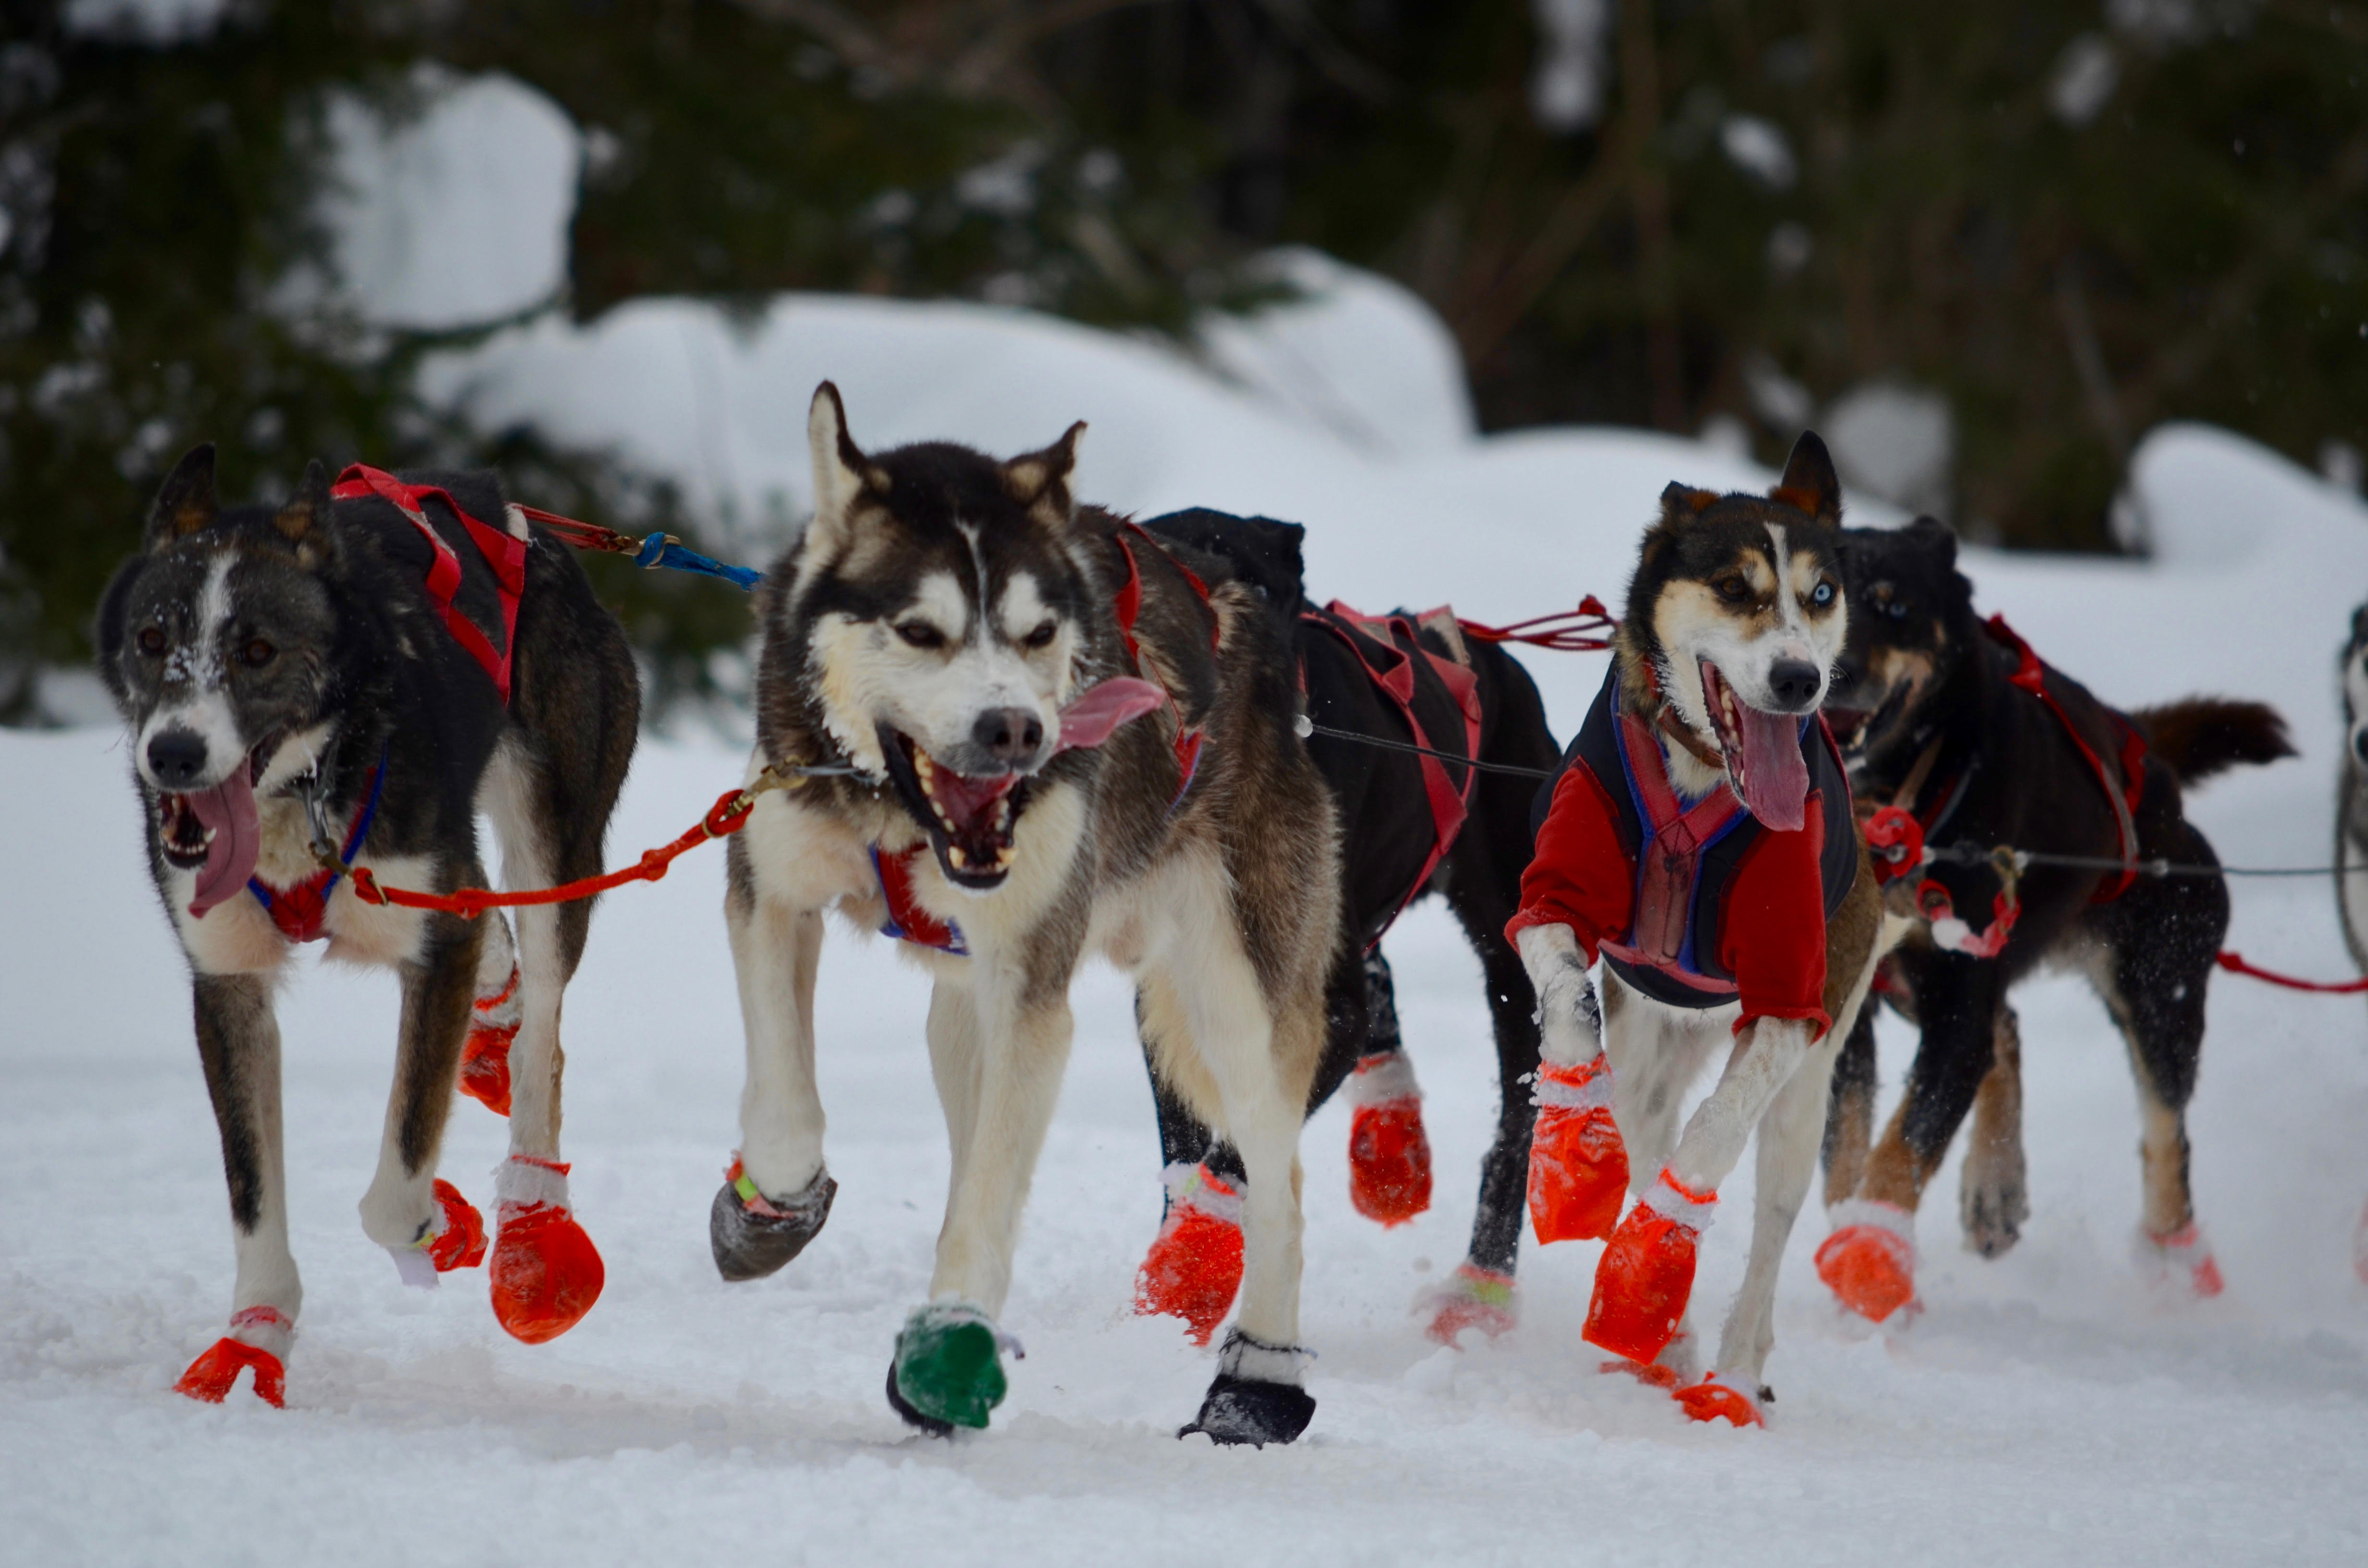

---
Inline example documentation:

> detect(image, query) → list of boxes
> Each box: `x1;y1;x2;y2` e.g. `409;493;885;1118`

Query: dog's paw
1179;1333;1316;1446
457;964;520;1116
1673;1370;1765;1428
1346;1053;1431;1226
490;1157;603;1344
1527;1057;1628;1244
1959;1145;2029;1260
1418;1262;1517;1346
1816;1200;1918;1323
174;1307;293;1409
890;1303;1011;1433
709;1157;838;1283
1133;1163;1243;1345
1581;1172;1712;1365
2138;1220;2225;1299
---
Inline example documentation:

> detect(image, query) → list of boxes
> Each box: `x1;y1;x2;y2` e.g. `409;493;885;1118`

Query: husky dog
1509;434;1886;1426
713;386;1339;1445
1818;517;2289;1320
96;447;638;1405
1122;508;1560;1348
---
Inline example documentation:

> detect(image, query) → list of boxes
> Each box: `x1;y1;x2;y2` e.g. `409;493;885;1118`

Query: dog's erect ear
1005;421;1086;514
274;458;342;569
805;381;886;557
1658;482;1721;524
1905;514;1958;568
147;443;218;550
1770;431;1842;525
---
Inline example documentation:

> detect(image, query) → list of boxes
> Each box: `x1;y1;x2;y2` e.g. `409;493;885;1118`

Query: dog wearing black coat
1125;509;1561;1347
1816;517;2291;1321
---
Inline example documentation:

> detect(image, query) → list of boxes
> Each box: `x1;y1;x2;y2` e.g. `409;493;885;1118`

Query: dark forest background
4;0;2364;717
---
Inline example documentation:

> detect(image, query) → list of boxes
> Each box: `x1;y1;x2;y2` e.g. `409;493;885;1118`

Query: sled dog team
101;384;2297;1441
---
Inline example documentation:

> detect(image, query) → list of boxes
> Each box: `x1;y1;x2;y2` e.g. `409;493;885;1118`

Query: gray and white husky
712;384;1340;1444
96;446;638;1404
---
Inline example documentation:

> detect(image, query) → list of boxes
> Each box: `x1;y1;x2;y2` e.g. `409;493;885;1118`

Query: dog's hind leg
1958;1004;2030;1259
1822;1003;1878;1205
2093;830;2227;1297
356;908;487;1287
478;741;611;1343
457;909;521;1116
1131;990;1248;1345
174;972;301;1407
1712;1024;1844;1400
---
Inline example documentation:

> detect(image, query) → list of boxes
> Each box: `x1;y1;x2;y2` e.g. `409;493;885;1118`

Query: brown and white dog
1510;434;1887;1425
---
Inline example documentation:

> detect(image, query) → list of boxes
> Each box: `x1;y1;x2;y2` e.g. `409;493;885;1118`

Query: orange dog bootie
1418;1262;1517;1346
175;1305;293;1408
1815;1199;1918;1323
2141;1220;2225;1299
1133;1162;1245;1346
1527;1054;1629;1244
458;964;520;1116
1346;1051;1432;1226
490;1155;604;1344
1674;1370;1765;1428
1583;1169;1714;1366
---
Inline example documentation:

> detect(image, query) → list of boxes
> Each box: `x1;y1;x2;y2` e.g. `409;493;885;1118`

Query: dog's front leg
1515;925;1629;1245
887;975;1074;1434
357;913;487;1289
1584;1015;1814;1381
1710;1026;1844;1405
174;972;300;1407
711;857;837;1283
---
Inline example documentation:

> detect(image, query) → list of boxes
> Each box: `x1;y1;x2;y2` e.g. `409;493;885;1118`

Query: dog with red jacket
1509;433;1886;1427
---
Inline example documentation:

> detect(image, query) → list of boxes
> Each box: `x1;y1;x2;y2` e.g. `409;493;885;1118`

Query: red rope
347;788;757;919
2214;950;2368;994
513;503;642;556
1457;595;1617;653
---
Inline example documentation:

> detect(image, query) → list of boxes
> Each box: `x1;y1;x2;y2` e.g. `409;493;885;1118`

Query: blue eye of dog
1882;599;1908;619
1810;582;1835;608
896;622;946;650
1023;620;1058;650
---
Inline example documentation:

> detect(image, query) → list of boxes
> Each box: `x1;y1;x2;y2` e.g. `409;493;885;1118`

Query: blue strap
632;532;764;591
247;746;389;913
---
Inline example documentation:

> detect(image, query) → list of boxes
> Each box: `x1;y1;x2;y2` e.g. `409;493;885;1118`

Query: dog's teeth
949;844;970;870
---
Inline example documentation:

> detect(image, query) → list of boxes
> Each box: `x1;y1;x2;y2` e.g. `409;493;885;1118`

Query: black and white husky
96;446;638;1405
712;385;1340;1444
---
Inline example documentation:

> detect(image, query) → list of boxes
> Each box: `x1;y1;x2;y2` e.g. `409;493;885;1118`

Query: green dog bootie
890;1302;1011;1432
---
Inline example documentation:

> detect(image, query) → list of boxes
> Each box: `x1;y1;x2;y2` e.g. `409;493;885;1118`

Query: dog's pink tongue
1734;705;1811;833
933;765;1017;833
185;766;261;917
1052;678;1168;754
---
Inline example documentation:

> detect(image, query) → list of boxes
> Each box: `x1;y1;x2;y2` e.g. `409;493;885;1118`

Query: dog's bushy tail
2129;698;2295;785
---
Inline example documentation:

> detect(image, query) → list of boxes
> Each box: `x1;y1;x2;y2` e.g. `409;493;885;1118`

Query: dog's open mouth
881;728;1026;889
156;748;268;916
1698;661;1811;832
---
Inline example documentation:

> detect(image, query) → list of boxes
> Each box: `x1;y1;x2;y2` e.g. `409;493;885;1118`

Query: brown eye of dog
1715;576;1751;604
241;637;276;667
137;626;166;656
1023;620;1058;650
896;622;946;650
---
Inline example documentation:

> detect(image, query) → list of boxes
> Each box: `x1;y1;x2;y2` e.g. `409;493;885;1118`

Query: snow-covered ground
10;68;2368;1567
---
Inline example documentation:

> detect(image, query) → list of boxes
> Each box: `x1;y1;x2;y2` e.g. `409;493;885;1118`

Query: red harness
1596;710;1748;990
1302;604;1484;944
330;465;528;704
1982;614;2147;901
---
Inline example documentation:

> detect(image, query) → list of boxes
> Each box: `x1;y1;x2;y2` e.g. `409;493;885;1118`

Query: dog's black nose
1768;659;1824;711
972;707;1045;769
147;727;210;787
